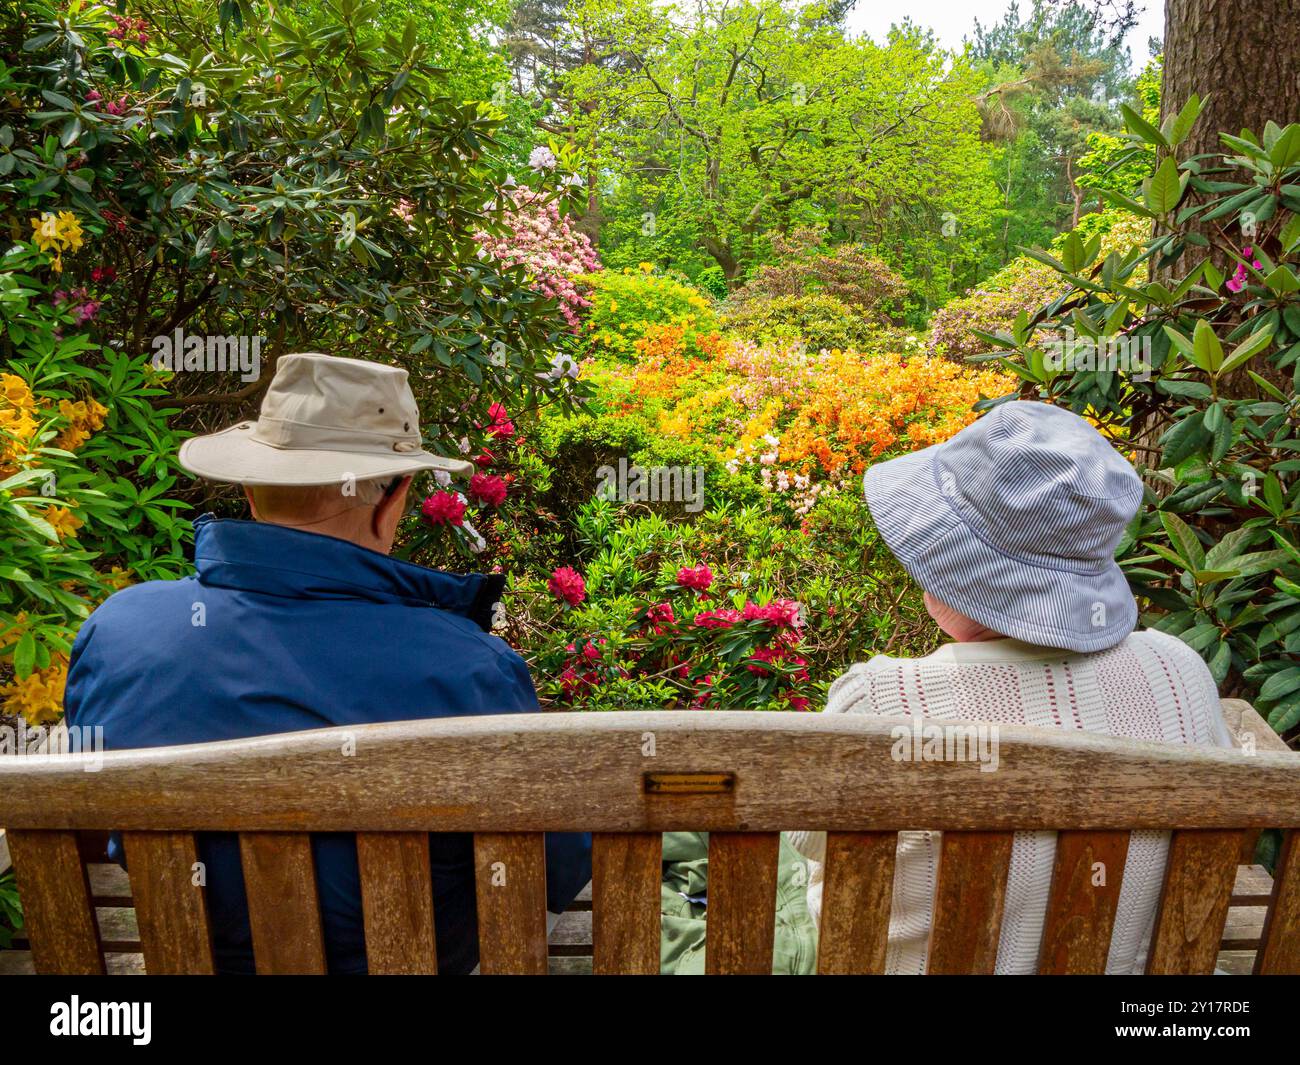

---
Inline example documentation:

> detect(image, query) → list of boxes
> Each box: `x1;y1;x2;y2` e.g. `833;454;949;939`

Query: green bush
982;101;1300;747
576;267;717;360
721;293;883;353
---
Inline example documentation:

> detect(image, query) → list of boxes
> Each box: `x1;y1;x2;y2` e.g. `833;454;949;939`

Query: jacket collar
191;513;502;629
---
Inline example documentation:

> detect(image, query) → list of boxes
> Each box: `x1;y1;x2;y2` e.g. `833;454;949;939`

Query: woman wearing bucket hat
788;400;1235;974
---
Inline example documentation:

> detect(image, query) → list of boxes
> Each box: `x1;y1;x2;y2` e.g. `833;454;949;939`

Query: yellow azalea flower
2;373;34;408
1;655;69;727
30;213;61;252
42;504;83;541
56;211;84;250
638;261;654;273
54;396;109;452
608;299;619;313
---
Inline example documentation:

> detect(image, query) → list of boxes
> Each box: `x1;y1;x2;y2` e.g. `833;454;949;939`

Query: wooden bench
0;699;1297;975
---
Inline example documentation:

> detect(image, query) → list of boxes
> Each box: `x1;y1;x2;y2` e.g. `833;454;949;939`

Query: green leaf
170;182;199;209
1192;319;1224;372
1160;511;1205;568
1259;667;1300;702
1269;695;1300;732
1217;327;1273;376
1122;102;1169;149
1168;95;1203;147
1144;156;1185;215
1263;266;1300;295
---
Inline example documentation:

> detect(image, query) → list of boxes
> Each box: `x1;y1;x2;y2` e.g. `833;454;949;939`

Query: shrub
475;189;602;331
0;241;186;726
506;495;936;710
926;212;1150;359
720;293;883;353
730;228;909;322
6;0;585;469
576;265;717;360
982;101;1300;748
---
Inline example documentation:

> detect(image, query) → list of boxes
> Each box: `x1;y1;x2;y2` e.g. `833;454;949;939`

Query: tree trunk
1162;0;1300;164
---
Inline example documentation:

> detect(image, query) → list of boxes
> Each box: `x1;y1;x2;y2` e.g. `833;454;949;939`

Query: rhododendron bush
475;191;602;331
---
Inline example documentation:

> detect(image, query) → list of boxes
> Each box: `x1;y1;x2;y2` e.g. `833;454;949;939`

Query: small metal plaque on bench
644;772;735;795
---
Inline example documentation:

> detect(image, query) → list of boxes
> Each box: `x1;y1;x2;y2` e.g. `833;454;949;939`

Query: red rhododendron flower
746;645;810;679
695;608;742;629
643;601;675;634
566;638;606;662
469;473;507;507
548;566;586;607
676;563;713;591
474;449;495;467
485;402;515;439
421;490;465;527
742;598;803;629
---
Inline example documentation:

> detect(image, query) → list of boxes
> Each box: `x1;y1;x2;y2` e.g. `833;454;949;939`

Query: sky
846;0;1166;59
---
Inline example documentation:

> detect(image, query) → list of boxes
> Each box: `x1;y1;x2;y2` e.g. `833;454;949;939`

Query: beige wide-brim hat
178;352;475;486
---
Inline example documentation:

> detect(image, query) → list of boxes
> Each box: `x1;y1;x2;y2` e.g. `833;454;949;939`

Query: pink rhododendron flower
474;192;601;332
548;566;586;607
676;563;713;591
421;491;465;527
469;473;507;507
1226;245;1265;294
746;645;809;679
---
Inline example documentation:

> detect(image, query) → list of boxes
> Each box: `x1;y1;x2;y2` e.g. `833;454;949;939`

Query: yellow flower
0;373;40;474
30;213;61;253
42;504;83;541
608;299;619;313
28;211;85;271
56;211;84;250
54;396;108;452
638;261;654;273
1;656;68;727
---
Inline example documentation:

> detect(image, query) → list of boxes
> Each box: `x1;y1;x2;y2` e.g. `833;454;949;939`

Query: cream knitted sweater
786;630;1233;974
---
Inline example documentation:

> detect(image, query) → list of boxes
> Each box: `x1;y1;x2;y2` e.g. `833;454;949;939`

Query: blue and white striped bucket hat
864;400;1143;653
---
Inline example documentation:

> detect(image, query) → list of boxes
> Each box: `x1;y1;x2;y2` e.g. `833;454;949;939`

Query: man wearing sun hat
786;400;1235;974
64;352;592;975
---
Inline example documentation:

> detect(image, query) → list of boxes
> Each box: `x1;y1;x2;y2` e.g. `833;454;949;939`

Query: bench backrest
2;703;1298;975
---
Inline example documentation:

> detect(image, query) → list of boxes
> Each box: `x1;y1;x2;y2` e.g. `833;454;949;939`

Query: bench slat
926;831;1014;974
816;831;896;974
1147;829;1244;974
1255;830;1300;974
1037;830;1129;974
474;832;549;974
121;832;214;975
591;833;661;974
704;832;779;974
356;832;437;975
238;833;327;974
6;829;104;975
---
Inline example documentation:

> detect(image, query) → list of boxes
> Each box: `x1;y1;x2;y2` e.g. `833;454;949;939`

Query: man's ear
372;475;413;536
243;485;259;519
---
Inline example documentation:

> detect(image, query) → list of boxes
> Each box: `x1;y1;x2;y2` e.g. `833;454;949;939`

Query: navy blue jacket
65;513;591;974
